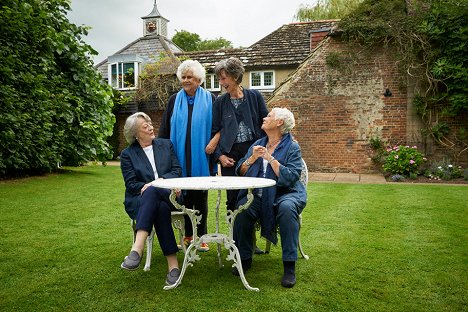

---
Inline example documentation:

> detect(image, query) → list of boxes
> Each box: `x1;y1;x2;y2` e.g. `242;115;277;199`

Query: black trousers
182;190;208;237
136;187;178;256
220;140;254;211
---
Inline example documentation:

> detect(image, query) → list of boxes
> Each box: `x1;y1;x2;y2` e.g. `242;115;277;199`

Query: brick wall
269;37;408;173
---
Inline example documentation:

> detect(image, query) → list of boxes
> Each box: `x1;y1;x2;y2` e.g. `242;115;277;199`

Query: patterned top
231;98;254;143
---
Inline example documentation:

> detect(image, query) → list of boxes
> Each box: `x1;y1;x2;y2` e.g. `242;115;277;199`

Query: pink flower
410;160;415;164
412;146;417;149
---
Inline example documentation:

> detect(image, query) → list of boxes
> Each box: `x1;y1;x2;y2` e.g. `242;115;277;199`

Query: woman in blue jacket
120;112;182;286
233;108;307;288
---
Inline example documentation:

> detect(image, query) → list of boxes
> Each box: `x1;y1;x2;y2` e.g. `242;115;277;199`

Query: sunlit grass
0;165;466;311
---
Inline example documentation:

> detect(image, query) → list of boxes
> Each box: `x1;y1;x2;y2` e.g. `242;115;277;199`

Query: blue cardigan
120;138;182;219
211;88;269;161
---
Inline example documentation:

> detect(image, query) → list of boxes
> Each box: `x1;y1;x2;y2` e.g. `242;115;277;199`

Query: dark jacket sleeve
158;94;177;139
157;139;182;179
212;94;227;161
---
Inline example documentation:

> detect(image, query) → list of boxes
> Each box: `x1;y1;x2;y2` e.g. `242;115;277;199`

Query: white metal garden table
151;176;275;292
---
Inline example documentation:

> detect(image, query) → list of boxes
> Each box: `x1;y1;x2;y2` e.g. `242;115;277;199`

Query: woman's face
136;117;155;146
218;69;238;94
261;111;281;132
181;69;202;96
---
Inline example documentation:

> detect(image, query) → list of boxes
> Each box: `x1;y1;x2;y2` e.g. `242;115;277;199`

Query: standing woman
159;60;216;251
212;57;269;212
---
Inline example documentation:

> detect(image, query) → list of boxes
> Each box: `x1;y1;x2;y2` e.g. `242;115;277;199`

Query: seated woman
120;112;182;286
233;107;307;288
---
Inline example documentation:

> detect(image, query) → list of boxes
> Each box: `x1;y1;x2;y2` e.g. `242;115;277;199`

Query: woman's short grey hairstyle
123;112;152;144
176;59;206;84
214;57;244;84
272;107;296;134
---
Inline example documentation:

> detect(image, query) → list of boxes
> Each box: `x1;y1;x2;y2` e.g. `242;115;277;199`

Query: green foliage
382;145;426;176
339;0;468;117
172;30;201;51
0;0;114;177
295;0;363;21
172;30;232;51
198;37;233;51
424;159;463;180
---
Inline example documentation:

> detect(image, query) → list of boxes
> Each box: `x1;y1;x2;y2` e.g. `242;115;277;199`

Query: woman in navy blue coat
233;108;307;288
120;112;182;286
212;57;269;212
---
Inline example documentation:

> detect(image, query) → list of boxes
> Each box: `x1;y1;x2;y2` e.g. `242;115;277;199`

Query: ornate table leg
163;190;201;290
225;189;259;291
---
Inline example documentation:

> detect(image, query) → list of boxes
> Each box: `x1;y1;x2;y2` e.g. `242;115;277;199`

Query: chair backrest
299;158;309;187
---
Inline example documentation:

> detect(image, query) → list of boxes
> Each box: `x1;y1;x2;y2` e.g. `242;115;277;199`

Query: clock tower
142;0;169;37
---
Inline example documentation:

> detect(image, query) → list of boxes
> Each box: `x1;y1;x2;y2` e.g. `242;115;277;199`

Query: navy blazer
120;138;182;219
211;88;268;161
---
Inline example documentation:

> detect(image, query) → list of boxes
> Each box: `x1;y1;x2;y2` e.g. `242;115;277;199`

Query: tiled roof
95;35;182;76
176;20;339;70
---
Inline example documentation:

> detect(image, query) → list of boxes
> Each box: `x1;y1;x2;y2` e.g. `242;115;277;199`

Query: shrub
424;159;463;181
382;145;426;176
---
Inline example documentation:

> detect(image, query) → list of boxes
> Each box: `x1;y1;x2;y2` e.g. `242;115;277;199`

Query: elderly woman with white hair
159;60;217;252
120;112;182;285
233;107;307;288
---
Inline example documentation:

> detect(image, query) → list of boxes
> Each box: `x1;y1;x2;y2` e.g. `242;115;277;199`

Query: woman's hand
218;155;235;167
141;182;152;194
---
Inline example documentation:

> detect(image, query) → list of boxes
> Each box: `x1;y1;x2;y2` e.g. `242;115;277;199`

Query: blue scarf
240;133;293;244
170;87;212;177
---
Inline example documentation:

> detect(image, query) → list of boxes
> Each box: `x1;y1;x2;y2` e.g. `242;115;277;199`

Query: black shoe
231;258;252;276
165;268;180;286
120;250;141;271
281;272;296;288
254;246;265;254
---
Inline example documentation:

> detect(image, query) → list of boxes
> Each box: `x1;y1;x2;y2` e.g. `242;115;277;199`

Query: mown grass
0;165;466;311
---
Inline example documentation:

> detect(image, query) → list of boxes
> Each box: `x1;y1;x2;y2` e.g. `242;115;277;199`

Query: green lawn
0;165;466;311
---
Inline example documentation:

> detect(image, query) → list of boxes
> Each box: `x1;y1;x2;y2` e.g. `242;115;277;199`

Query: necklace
266;139;281;150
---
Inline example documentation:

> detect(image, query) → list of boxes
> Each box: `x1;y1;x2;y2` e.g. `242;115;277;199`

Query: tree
294;0;363;21
198;37;233;51
172;30;201;51
0;0;115;177
172;30;232;51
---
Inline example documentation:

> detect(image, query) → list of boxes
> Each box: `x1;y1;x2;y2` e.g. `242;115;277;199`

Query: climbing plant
339;0;468;161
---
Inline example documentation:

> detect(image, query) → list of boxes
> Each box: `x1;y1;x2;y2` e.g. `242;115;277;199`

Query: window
250;71;275;89
204;74;220;91
109;62;139;89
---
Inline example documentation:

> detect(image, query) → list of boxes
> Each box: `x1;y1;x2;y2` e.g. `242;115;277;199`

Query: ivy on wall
339;0;468;161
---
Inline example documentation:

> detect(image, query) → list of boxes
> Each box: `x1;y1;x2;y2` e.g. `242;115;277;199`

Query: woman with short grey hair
271;107;295;134
211;57;269;212
159;59;216;252
119;112;182;285
123;112;152;144
176;60;206;84
234;107;306;288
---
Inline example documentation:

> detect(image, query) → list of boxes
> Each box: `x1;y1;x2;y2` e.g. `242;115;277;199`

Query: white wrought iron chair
131;210;186;271
263;158;309;259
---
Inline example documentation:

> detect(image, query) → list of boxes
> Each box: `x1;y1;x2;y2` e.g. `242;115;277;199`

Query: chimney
309;28;331;51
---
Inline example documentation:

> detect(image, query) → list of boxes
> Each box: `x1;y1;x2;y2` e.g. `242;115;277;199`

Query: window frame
249;70;275;90
108;61;140;90
204;73;220;91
